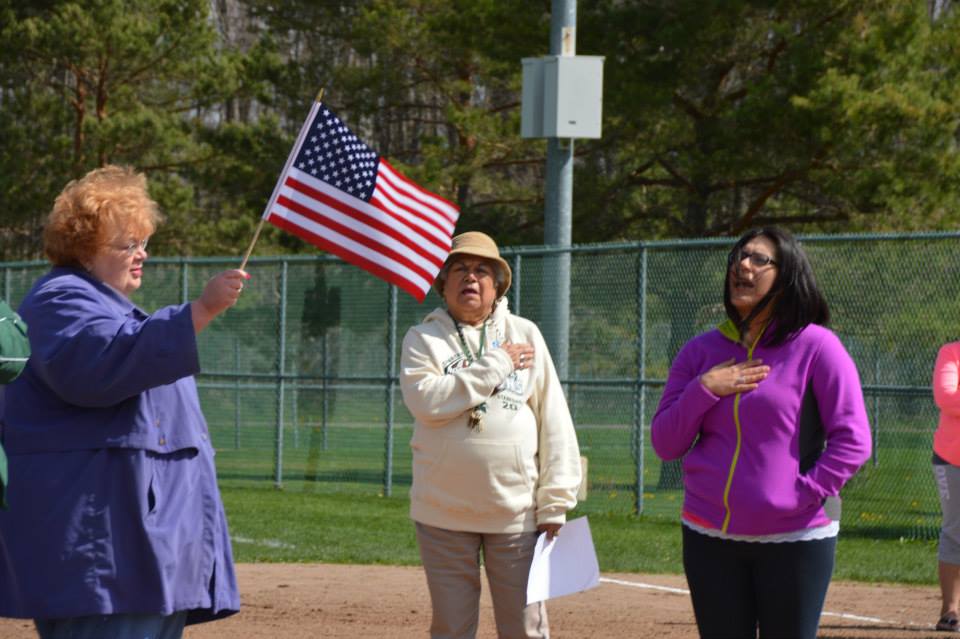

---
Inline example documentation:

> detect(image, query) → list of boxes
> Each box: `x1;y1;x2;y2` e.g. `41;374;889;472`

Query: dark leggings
682;525;836;639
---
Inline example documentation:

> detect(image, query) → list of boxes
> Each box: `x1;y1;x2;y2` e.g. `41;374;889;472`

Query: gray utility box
521;55;604;139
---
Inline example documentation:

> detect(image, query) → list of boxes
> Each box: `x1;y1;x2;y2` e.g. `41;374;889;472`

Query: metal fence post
384;284;398;497
633;246;648;514
512;253;522;316
291;361;299;449
234;338;241;449
180;259;189;305
274;260;288;488
322;331;329;451
873;355;880;467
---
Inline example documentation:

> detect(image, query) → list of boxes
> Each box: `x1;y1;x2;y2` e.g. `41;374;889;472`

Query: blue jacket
0;267;239;622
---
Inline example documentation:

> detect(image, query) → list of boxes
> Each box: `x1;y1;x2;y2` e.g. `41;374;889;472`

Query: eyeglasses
728;249;776;268
449;261;494;279
115;238;149;256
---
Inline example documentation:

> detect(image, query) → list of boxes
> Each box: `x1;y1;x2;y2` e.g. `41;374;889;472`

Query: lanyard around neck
447;311;492;431
449;311;486;364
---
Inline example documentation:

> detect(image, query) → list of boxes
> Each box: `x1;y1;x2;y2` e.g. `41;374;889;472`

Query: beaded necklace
448;310;489;431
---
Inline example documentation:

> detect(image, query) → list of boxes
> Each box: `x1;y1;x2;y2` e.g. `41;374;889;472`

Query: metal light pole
543;0;576;380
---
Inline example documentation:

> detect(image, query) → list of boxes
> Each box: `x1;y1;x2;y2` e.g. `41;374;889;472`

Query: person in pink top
932;342;960;631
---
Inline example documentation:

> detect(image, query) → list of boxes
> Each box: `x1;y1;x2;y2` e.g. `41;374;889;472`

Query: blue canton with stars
294;106;380;201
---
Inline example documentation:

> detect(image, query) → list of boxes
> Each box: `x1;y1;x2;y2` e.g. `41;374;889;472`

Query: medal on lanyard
449;311;488;431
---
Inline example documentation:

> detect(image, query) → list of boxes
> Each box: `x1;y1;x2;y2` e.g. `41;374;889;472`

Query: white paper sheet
525;516;600;604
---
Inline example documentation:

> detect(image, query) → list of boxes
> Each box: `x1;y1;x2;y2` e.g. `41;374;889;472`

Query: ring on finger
736;376;745;384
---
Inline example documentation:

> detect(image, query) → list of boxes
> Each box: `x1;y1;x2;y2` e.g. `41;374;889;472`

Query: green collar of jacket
717;318;770;349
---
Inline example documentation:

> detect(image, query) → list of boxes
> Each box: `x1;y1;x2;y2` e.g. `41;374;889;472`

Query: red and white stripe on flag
262;101;459;302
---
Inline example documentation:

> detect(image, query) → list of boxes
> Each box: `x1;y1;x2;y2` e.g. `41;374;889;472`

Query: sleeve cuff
685;376;721;414
696;377;720;401
536;508;569;526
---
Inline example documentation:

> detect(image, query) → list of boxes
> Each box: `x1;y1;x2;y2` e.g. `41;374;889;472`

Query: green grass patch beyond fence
221;487;939;586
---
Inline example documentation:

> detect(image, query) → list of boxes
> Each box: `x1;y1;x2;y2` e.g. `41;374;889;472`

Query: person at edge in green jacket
0;297;30;509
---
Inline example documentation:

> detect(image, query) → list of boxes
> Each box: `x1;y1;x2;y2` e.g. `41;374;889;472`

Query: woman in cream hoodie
400;231;581;639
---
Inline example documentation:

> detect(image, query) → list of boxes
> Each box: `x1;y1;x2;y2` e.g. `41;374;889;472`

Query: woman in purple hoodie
651;227;871;639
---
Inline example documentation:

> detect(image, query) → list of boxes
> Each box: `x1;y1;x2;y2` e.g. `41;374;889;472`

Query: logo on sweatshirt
497;371;523;396
442;352;469;373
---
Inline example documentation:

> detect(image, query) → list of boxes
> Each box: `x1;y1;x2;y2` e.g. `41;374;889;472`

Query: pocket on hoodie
794;473;823;512
417;439;535;517
744;469;817;518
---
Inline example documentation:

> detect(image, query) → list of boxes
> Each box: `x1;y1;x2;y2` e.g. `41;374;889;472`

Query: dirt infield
0;563;946;638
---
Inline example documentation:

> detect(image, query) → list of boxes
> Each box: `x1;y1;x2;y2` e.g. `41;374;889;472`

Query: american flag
262;101;460;301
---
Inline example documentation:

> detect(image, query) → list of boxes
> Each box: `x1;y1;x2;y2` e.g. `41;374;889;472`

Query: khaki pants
415;522;548;639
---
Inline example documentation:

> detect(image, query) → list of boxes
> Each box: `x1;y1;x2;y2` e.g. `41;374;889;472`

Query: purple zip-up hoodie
651;320;871;536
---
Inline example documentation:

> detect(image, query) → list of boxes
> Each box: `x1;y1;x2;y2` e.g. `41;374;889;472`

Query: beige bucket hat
434;231;512;299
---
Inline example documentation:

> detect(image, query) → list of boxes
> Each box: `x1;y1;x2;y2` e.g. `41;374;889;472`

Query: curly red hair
44;165;163;267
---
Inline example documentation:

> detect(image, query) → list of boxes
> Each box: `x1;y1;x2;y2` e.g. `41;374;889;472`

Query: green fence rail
1;231;951;539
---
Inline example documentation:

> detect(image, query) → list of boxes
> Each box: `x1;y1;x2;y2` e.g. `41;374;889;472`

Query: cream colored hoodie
400;300;581;534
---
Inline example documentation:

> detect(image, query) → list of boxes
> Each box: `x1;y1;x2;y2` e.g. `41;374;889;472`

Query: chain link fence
1;232;952;538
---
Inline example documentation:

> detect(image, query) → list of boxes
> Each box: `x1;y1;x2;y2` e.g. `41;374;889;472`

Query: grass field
209;417;944;535
213;430;941;586
220;485;939;585
202;383;942;585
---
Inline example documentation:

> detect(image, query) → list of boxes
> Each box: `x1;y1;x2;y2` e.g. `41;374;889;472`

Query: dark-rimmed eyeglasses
114;238;149;256
728;249;776;268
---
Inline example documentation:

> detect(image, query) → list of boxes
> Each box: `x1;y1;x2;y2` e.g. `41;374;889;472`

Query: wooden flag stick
239;217;266;271
239;87;326;271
